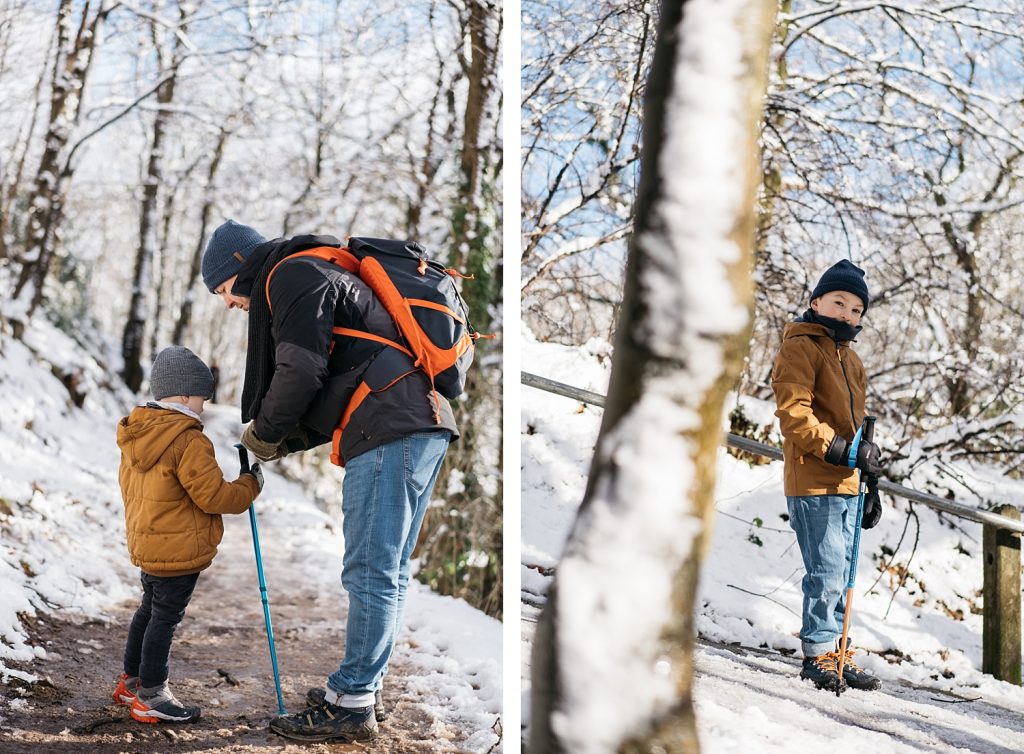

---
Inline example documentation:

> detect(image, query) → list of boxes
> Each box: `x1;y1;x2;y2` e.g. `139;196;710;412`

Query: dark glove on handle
244;462;265;492
861;476;882;529
824;434;882;477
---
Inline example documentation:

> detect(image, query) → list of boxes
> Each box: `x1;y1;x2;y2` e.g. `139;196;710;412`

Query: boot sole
268;724;378;743
130;707;202;724
800;672;847;692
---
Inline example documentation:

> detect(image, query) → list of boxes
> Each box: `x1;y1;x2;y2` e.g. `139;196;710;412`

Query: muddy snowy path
695;640;1024;753
1;458;501;753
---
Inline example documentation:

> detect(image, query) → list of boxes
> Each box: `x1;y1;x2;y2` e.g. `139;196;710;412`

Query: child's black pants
123;571;200;688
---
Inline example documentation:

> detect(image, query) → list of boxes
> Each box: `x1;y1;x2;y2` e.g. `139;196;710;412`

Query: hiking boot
838;645;881;691
112;673;138;706
306;686;387;722
800;652;847;692
269;700;378;743
130;684;201;724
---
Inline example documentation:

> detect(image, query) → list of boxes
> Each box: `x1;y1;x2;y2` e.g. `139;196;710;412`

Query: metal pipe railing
521;371;1024;533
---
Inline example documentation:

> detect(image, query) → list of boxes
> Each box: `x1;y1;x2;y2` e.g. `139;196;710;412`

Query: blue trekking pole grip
236;443;287;716
835;415;876;696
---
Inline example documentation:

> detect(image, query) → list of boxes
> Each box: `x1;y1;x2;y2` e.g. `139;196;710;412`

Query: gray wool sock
137;682;170;703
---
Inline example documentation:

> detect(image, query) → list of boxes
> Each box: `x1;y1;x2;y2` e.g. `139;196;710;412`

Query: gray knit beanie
150;346;215;400
201;219;267;293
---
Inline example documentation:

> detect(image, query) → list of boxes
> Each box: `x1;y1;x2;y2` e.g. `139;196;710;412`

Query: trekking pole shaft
837;416;876;691
249;503;287;716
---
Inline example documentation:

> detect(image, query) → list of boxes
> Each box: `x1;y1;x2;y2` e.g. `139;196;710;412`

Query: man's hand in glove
243;462;265;492
241;423;281;462
825;433;882;477
861;476;882;529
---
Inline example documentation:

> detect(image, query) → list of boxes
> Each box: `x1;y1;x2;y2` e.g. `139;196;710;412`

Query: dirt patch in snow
0;520;484;753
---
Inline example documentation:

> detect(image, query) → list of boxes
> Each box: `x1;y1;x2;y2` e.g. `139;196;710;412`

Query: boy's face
214;275;251;312
811;290;864;326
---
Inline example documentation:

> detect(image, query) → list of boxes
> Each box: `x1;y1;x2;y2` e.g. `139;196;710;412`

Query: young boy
113;346;264;723
771;259;883;691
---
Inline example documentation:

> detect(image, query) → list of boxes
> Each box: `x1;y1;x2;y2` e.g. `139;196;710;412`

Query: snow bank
522;332;1024;751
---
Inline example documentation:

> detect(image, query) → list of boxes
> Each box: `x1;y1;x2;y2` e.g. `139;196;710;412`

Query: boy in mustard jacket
113;346;263;723
771;260;883;692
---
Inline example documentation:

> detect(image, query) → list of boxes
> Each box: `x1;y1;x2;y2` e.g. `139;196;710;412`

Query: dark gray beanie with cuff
201;219;267;293
150;346;215;400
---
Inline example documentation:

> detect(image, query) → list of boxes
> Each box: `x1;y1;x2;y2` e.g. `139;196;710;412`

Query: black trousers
122;571;200;688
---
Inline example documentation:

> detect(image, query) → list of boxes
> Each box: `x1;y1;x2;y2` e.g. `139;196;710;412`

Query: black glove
825;434;882;477
244;462;264;492
861;476;881;529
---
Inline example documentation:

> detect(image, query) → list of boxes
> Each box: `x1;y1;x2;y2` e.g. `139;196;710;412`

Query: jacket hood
783;321;832;340
116;406;200;472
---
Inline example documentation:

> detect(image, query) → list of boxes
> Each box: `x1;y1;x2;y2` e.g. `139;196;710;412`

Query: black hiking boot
306;685;387;722
838;643;881;691
800;652;847;692
269;699;378;743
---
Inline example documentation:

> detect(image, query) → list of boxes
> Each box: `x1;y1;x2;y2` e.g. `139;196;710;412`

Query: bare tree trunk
172;128;229;345
122;2;185;392
12;0;111;322
530;1;775;752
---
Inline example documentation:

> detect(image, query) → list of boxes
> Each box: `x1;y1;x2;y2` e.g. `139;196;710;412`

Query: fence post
982;504;1021;684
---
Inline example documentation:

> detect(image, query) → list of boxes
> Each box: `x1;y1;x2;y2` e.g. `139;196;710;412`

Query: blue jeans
787;494;858;658
327;430;450;706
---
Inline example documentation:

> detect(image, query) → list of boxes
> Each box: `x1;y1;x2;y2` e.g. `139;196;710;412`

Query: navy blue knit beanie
201;220;267;293
810;259;869;313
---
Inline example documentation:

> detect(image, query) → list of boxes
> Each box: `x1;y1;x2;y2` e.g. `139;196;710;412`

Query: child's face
184;395;207;415
811;291;864;326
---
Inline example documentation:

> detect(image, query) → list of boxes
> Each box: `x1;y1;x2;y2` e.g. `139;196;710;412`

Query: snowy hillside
522;333;1024;751
0;316;501;752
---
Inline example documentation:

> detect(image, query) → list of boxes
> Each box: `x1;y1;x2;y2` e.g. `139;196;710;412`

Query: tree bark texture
122;4;185;392
530;1;776;752
13;0;111;319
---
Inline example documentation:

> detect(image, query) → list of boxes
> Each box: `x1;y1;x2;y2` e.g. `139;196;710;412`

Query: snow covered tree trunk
11;0;111;323
530;1;775;752
122;3;185;392
415;0;503;617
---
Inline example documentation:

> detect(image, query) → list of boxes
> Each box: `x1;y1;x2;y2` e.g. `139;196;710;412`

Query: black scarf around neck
240;234;343;423
799;308;862;344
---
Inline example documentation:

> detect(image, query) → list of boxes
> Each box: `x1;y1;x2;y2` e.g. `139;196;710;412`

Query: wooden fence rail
521;370;1023;684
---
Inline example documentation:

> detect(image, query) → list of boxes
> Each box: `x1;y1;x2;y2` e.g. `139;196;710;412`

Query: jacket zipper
836;346;858;434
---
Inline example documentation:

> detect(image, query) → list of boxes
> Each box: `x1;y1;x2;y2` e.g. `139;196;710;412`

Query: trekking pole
834;416;876;696
236;443;287;716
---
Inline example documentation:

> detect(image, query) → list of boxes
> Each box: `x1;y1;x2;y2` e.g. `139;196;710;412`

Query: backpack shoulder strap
264;246;360;312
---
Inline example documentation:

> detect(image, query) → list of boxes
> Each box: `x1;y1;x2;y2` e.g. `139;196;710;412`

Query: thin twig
726;583;800;617
884;506;921;620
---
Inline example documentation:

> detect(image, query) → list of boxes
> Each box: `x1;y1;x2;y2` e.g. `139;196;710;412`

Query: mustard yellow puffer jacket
116;406;260;577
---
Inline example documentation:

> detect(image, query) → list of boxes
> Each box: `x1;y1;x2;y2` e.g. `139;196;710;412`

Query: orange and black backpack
265;237;486;466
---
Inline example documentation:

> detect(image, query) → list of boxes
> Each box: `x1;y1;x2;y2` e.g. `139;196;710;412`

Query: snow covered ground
522;332;1024;752
0;316;501;752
